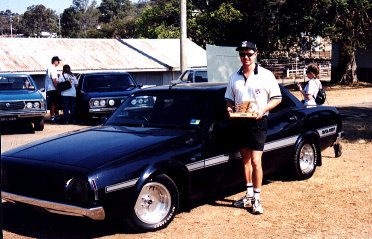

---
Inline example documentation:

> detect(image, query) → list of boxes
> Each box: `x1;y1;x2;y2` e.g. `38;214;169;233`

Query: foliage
21;5;58;37
134;0;180;38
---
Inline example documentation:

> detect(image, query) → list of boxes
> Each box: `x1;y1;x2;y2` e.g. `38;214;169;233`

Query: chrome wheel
134;182;171;224
299;143;316;174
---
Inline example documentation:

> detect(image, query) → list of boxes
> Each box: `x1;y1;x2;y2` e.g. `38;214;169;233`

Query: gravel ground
1;86;371;239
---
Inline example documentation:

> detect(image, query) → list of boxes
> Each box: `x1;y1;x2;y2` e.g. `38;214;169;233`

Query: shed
0;38;207;87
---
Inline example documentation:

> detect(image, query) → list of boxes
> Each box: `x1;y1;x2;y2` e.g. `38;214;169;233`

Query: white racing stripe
105;125;338;193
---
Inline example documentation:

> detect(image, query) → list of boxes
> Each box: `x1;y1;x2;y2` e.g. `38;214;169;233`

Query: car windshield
106;92;211;129
0;76;35;91
82;74;135;92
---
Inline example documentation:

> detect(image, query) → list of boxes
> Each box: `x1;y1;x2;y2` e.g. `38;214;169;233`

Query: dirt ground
1;85;371;239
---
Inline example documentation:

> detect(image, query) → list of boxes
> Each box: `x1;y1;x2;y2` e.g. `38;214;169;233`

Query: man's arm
256;97;282;119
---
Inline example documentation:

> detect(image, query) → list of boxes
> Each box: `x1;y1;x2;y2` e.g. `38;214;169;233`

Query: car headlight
108;99;115;106
65;177;90;203
25;102;33;109
33;102;40;108
93;100;100;107
100;99;106;107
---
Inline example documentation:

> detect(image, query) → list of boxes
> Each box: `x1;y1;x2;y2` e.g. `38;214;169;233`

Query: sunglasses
239;52;255;58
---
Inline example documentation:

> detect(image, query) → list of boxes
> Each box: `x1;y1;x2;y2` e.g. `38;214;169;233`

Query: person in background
57;64;78;124
45;56;61;122
297;63;322;106
225;40;282;214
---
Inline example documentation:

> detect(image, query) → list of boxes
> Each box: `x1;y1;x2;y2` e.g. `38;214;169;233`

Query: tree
279;0;372;84
323;0;372;84
21;5;58;37
98;0;133;23
134;0;180;38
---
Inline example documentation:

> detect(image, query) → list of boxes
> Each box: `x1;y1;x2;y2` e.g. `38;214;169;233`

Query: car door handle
289;116;298;121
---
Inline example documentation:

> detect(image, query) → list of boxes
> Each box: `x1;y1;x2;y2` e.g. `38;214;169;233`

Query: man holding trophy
225;41;282;214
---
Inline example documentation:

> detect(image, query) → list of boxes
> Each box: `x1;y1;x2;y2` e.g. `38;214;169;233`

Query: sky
0;0;102;14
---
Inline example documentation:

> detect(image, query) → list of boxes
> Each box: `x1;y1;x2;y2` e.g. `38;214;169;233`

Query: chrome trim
89;107;116;113
2;191;105;220
0;111;46;118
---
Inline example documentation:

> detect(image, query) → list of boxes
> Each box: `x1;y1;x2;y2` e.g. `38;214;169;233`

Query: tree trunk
340;51;358;85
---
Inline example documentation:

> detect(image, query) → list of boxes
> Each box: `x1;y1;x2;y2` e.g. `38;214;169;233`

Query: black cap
236;41;257;51
51;56;62;63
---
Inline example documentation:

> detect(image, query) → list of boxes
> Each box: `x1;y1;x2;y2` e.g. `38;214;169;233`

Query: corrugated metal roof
122;38;207;70
0;38;206;74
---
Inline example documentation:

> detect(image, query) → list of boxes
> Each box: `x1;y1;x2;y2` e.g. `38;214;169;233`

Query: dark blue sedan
1;83;343;232
0;73;46;130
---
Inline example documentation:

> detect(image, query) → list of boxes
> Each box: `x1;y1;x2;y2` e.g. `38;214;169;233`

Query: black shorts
231;117;268;151
46;90;59;103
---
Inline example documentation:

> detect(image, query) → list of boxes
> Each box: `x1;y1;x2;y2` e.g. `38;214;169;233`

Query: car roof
140;82;227;93
0;73;31;77
78;71;131;76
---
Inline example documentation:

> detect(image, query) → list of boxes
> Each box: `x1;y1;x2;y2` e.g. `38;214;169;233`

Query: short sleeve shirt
225;64;282;116
45;64;58;92
57;73;78;97
304;78;321;106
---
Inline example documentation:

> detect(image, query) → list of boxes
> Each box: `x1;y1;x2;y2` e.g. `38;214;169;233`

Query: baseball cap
236;41;257;51
51;56;62;63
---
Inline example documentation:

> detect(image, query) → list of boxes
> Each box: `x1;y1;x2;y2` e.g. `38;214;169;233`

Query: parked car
1;83;343;232
75;71;142;122
173;68;208;84
0;73;46;131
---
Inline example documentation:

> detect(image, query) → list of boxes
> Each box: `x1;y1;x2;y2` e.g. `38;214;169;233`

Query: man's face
53;60;60;66
239;49;256;66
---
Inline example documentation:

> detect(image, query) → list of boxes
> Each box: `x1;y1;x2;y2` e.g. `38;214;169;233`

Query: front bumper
2;191;105;220
0;110;46;119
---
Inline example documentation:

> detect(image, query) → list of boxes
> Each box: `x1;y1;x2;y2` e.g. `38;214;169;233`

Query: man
45;56;61;122
225;41;282;214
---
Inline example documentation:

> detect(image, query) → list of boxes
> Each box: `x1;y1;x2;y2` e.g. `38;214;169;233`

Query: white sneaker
252;199;263;214
233;195;252;208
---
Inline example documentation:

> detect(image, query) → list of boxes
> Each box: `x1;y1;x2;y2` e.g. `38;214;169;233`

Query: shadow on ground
337;105;371;141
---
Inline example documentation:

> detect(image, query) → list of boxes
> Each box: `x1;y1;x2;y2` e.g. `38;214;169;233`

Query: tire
292;139;318;180
334;143;342;158
33;118;44;131
130;174;179;232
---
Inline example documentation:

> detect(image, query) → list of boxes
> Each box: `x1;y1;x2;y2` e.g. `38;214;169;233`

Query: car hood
2;126;191;170
84;88;137;98
0;90;44;101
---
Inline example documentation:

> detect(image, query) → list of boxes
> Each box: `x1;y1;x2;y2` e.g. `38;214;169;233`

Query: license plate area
0;116;17;122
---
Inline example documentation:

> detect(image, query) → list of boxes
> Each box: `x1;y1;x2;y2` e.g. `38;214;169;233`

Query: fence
286;65;331;78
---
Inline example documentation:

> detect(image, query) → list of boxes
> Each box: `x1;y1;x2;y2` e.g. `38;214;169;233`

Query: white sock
246;183;253;198
253;188;261;200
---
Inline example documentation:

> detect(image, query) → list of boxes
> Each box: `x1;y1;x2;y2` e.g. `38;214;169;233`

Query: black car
75;72;141;121
1;83;343;232
0;73;47;130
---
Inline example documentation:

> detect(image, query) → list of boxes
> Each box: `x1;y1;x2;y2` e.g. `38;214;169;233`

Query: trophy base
229;112;257;118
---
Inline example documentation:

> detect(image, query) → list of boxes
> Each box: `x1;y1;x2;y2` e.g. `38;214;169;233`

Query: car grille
0;101;25;110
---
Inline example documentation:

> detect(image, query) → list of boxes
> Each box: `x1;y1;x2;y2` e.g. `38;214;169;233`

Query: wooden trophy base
229;112;257;118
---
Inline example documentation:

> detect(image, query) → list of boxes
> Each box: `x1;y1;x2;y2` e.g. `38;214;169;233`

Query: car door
263;90;305;174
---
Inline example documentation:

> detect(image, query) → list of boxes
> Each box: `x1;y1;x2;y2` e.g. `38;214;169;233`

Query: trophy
229;101;258;118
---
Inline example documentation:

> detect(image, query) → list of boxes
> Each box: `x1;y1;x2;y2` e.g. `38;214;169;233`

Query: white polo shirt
225;64;282;116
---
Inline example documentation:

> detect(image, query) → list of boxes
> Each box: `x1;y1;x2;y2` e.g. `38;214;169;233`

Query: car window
107;93;209;129
83;74;135;92
194;71;208;82
0;76;35;90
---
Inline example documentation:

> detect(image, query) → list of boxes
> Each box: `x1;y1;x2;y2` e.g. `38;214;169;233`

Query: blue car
0;73;47;131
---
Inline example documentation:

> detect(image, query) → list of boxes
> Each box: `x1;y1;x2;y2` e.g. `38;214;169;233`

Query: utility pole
180;0;187;73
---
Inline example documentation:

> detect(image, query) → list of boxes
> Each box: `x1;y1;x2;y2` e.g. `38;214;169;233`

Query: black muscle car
1;83;343;232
